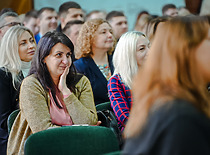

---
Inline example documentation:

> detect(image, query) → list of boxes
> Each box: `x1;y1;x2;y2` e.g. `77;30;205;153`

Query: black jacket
74;55;114;105
0;68;23;155
123;99;210;155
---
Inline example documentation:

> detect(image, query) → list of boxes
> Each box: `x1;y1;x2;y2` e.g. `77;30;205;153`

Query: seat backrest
96;101;113;111
7;109;20;134
24;126;119;155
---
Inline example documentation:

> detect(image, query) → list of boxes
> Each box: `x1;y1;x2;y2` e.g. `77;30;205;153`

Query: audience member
74;19;115;105
162;4;178;17
134;11;149;32
35;7;58;43
144;16;170;42
57;1;84;32
23;10;39;36
123;16;210;154
178;6;191;16
62;20;84;47
7;31;98;154
0;26;36;155
108;31;150;131
0;11;22;40
86;10;107;21
106;11;128;41
0;8;15;16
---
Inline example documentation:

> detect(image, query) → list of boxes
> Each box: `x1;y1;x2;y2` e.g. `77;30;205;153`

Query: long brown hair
124;16;210;137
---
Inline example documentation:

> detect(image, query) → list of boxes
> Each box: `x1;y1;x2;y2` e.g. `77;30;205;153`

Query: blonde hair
124;16;210;137
113;31;148;88
75;18;115;58
0;26;35;88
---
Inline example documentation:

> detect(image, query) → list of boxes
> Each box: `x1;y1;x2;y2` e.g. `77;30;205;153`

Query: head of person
37;7;58;36
113;31;150;88
0;11;22;40
58;1;84;29
178;6;191;16
134;11;149;32
144;16;171;42
0;26;36;87
0;8;15;16
76;18;115;59
124;16;210;137
62;20;84;46
23;10;39;36
29;31;77;93
106;11;128;40
162;4;178;17
86;10;107;21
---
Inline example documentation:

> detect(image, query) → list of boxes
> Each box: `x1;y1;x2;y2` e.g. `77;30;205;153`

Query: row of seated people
1;14;210;155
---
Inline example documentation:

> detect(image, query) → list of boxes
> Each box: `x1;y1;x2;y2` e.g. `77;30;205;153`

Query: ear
60;17;66;28
37;18;41;27
43;58;46;64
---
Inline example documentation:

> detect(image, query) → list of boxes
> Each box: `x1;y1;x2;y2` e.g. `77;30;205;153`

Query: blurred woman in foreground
123;16;210;154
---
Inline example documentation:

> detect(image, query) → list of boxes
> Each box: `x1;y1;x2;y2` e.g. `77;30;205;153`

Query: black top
74;55;114;105
56;24;62;32
0;68;23;155
122;99;210;155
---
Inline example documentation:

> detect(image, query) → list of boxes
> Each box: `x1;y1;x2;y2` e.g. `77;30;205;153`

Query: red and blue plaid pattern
107;74;133;131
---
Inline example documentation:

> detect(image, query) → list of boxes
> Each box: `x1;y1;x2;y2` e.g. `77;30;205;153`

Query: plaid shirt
107;74;133;131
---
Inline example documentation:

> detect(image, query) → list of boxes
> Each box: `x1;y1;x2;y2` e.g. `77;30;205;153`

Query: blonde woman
107;31;150;131
74;18;115;105
123;16;210;154
0;26;36;155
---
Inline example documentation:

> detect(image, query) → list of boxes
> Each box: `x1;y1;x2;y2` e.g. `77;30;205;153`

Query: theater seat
24;125;120;155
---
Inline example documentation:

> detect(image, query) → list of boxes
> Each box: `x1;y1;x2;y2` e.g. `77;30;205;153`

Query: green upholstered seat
7;109;20;134
24;126;120;155
96;101;113;111
104;150;121;155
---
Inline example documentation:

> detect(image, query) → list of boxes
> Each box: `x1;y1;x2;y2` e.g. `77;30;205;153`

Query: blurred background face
67;24;83;46
136;35;150;67
38;10;58;35
62;8;84;28
18;31;36;62
24;17;38;36
0;16;21;39
92;23;114;52
195;29;210;83
109;16;128;40
164;8;178;16
87;12;106;20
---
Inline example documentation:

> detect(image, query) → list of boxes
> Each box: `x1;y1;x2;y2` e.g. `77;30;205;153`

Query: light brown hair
75;18;115;58
124;16;210;137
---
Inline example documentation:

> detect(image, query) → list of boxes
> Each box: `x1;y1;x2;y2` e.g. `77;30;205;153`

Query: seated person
74;19;115;105
7;31;98;155
0;26;36;155
108;31;150;131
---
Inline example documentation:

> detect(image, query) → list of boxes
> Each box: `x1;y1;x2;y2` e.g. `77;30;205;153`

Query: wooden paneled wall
0;0;33;15
185;0;203;14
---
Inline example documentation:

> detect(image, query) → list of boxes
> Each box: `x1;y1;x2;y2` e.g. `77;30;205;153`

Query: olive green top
7;74;98;155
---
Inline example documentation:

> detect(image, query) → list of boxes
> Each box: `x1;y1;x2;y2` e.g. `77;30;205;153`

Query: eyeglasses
0;22;23;29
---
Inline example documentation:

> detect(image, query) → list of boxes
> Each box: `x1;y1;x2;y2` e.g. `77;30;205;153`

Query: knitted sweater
7;74;98;155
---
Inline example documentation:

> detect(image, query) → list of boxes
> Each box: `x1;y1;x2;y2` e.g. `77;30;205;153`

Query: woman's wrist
62;88;72;98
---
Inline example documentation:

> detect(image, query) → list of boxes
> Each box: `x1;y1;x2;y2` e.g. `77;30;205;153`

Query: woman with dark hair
7;31;98;155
